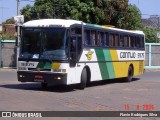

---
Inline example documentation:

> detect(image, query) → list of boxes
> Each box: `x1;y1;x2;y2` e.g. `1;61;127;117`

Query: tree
21;4;33;22
127;5;142;30
22;0;143;30
2;17;15;24
142;26;159;43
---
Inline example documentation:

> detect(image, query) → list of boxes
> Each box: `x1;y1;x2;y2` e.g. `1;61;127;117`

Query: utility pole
17;0;20;68
158;16;160;43
158;16;160;29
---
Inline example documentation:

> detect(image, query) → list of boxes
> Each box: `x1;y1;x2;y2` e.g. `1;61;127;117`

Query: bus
17;19;145;89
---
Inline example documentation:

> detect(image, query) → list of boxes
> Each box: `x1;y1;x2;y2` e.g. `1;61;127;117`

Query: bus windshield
20;28;68;60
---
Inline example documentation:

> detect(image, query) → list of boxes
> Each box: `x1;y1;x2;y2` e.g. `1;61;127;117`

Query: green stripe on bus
44;62;51;69
103;50;115;79
37;62;51;69
37;62;45;68
86;23;101;28
95;49;109;79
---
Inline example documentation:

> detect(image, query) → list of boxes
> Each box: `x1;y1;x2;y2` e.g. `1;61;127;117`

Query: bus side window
130;36;135;48
109;34;114;47
120;35;124;47
141;37;145;49
97;32;101;46
91;30;96;46
124;35;129;48
100;32;105;46
105;32;109;47
136;36;140;48
114;34;119;47
84;30;91;46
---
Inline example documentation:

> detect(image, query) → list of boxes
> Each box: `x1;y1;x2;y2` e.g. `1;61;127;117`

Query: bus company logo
2;112;11;117
86;52;93;60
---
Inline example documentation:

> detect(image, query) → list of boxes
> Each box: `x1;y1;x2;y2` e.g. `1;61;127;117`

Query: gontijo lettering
119;51;145;59
120;52;136;58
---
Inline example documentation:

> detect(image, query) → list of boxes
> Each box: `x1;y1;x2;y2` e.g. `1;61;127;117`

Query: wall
0;40;16;68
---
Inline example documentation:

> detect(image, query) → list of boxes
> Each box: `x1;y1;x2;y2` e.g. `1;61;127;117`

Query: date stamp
124;104;155;111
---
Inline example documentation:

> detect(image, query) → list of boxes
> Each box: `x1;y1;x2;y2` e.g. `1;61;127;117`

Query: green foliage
1;33;16;40
20;0;158;42
1;18;16;40
2;17;15;24
127;5;143;30
142;26;159;43
21;0;142;29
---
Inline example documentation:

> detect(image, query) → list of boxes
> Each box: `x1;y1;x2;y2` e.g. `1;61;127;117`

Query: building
142;16;160;29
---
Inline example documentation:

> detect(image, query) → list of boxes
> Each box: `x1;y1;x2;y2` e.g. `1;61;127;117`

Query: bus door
68;25;83;84
69;25;83;67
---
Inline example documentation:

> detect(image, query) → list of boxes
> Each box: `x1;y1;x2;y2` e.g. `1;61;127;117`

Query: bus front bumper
17;71;67;85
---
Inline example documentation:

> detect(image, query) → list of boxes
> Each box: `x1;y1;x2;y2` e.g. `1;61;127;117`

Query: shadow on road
87;78;140;88
0;83;76;93
0;78;140;92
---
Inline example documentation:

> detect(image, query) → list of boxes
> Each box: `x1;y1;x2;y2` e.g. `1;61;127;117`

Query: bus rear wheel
79;68;87;90
125;66;133;82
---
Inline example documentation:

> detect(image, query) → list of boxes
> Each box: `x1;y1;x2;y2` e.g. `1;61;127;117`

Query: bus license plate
34;75;44;82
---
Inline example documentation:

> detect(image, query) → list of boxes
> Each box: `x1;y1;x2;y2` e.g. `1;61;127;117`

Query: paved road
0;69;159;120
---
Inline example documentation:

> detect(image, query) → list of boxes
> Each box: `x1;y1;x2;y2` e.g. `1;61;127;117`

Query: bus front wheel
125;66;133;82
79;68;87;90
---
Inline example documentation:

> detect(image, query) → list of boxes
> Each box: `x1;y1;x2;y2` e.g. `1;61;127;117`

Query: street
0;69;159;120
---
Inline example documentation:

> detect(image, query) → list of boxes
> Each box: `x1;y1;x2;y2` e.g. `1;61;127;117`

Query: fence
0;41;160;69
145;43;160;69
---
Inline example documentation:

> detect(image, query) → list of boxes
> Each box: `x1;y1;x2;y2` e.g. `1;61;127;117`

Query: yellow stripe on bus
110;50;126;78
52;63;61;69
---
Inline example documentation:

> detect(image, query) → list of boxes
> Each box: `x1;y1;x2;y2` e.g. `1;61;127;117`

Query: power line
21;0;35;2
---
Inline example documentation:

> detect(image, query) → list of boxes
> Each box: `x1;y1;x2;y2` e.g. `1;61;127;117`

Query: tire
41;82;48;89
125;66;133;82
79;68;87;90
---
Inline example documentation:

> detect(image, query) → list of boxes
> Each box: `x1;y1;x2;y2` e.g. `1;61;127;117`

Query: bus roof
23;19;83;28
23;19;144;35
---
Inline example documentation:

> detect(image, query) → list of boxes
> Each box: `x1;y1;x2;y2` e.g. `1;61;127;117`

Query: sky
0;0;160;24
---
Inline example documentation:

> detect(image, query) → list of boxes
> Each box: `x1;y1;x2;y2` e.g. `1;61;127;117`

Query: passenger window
91;30;96;46
136;37;140;48
120;35;124;47
124;35;129;47
84;30;91;45
130;36;135;48
97;32;101;46
141;37;144;49
104;32;109;47
109;34;114;47
100;32;105;46
109;34;119;47
114;34;119;47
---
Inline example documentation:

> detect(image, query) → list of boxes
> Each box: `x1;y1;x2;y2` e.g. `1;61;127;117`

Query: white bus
17;19;145;89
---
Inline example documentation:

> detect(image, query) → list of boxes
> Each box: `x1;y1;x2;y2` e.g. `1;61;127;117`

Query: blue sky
0;0;160;23
129;0;160;18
